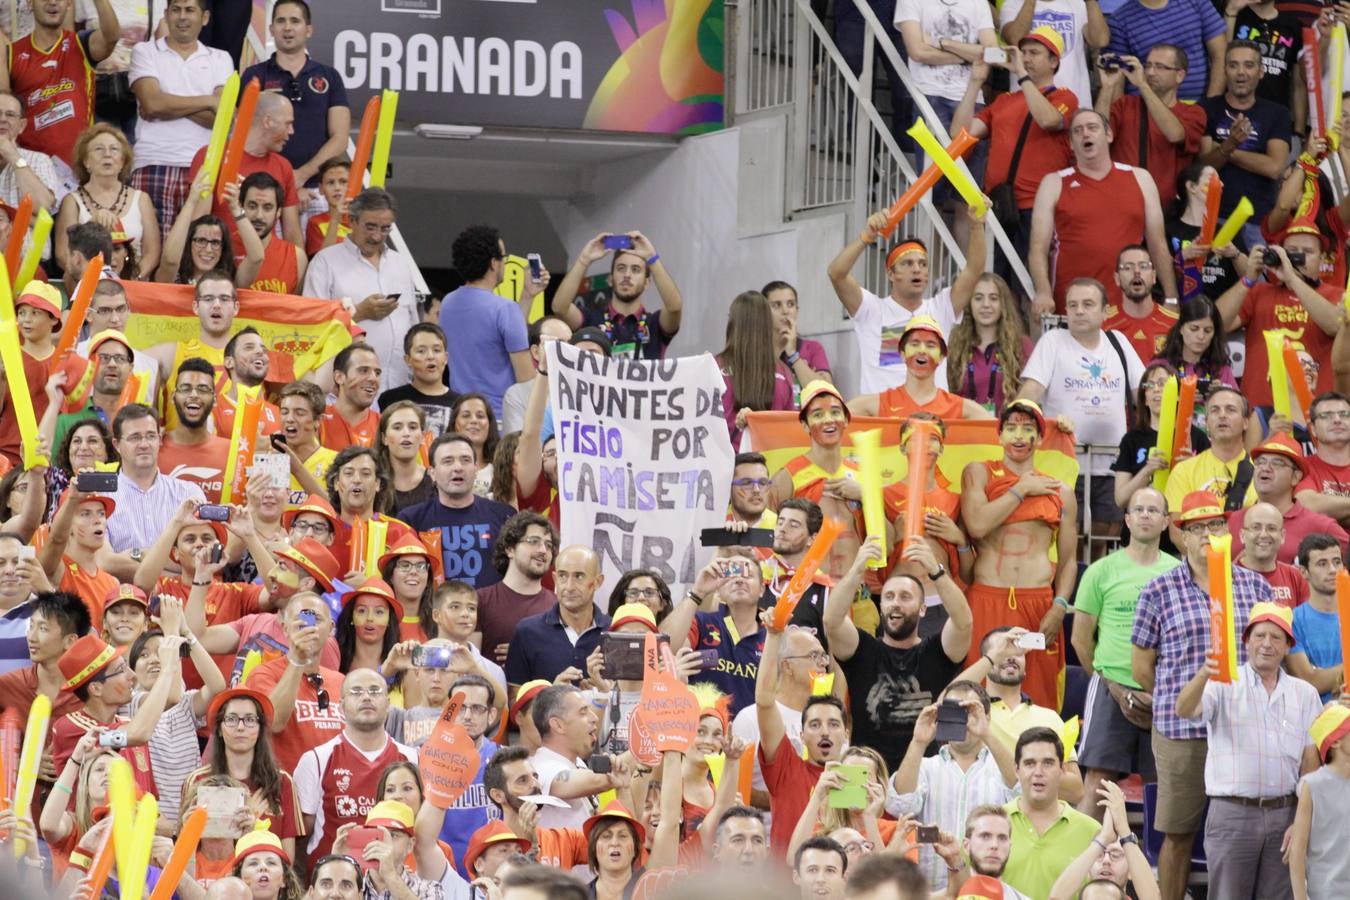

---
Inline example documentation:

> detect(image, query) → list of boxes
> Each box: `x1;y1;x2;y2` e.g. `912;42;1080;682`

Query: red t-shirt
1241;560;1308;608
1105;302;1179;363
1230;503;1350;567
229;612;341;686
154;576;266;687
1052;163;1147;312
0;350;49;468
158;434;232;503
975;87;1077;209
759;734;823;854
187;145;300;256
0;666;83;722
50;710;157;796
320;404;379;451
182;765;303;839
305;213;350;257
243;659;345;771
248;237;300;295
1296;454;1350;504
9;30;93;165
1108;94;1207;204
1236;281;1339;407
1262;209;1350;290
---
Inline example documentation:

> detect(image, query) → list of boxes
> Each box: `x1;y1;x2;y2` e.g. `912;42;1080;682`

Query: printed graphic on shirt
863;670;932;731
437;523;498;585
878;324;906;368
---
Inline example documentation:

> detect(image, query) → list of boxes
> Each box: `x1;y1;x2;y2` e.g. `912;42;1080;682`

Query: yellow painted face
804;398;848;445
999;414;1041;460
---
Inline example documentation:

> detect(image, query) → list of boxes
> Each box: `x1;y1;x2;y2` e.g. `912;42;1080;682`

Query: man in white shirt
528;684;633;830
106;402;207;562
999;0;1110;105
127;0;233;236
0;92;58;211
894;0;997;135
303;187;419;392
1019;278;1143;545
826;206;983;394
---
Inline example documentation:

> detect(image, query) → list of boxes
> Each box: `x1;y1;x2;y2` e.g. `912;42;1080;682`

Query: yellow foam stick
11;694;49;857
1060;715;1081;755
365;518;390;575
13;207;51;294
219;383;261;503
1210;197;1253;251
108;757;137;888
200;73;240;200
369;89;399;188
1152;376;1178;492
811;671;835;696
1265;331;1292;420
852;428;887;569
705;752;726;788
121;792;158;900
1333;24;1347;150
906;119;987;216
0;322;47;468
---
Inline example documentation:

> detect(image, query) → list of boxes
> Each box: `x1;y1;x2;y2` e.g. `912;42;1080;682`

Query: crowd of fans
2;0;1350;899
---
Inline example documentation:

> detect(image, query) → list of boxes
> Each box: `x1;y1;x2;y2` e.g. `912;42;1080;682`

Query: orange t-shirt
320;404;379;451
877;385;967;421
213;392;283;438
981;460;1063;526
155;576;266;686
534;827;590;870
59;556;117;632
243;660;346;771
158;434;232;503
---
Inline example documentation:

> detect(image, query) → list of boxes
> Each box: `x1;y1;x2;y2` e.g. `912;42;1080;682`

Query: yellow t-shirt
288;446;337;504
990;697;1078;763
1163;449;1257;512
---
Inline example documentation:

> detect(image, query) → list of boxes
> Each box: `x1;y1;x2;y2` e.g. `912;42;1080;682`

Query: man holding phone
550;230;683;361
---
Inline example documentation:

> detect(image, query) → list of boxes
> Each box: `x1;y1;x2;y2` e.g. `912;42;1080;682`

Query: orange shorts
966;582;1065;712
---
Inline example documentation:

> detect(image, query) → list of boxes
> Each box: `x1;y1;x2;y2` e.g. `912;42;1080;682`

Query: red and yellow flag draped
119;282;357;380
744;412;1080;488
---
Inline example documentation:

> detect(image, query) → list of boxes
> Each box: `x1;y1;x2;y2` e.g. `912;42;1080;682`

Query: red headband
886;241;927;269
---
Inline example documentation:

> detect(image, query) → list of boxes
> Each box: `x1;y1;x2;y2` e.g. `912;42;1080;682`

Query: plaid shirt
1131;562;1269;740
1199;662;1322;798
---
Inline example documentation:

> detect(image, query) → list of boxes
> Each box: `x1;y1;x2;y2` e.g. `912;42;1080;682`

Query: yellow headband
887;242;927;269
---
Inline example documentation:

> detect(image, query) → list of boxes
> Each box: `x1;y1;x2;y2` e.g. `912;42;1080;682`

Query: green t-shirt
1002;800;1102;900
1073;548;1180;687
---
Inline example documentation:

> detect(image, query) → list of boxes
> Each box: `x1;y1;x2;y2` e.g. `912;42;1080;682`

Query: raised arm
827;211;890;317
950;203;988;316
755;614;788;764
659;559;728;652
823;540;882;662
549;234;609;330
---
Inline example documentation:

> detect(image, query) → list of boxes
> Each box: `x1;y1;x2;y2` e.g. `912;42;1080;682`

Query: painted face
902;331;943;376
803;398;847;446
352;596;391;644
999;413;1041;461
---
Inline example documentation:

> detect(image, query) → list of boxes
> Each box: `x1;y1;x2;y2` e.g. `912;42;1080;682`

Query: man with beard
1071;487;1177;817
237;171;306;294
1164;386;1256;546
215;327;283;437
729;452;776;528
946;806;1032;899
757;611;850;852
884;415;974;633
887;681;1016;890
481;745;584;868
1029;110;1177;315
52;329;141;451
145;273;238;426
477;512;558;667
759;498;832;640
158;357;231;501
1229;435;1348;565
823;538;972;770
768;381;867;597
401;433;515;589
1175;602;1321;900
294;666;417;864
75;282;159;393
848;317;989;420
999;727;1099;899
1103;244;1179;362
1294;392;1350;528
550;230;683;361
1288;533;1346;701
1216;226;1338;412
960;399;1078;710
529;684;633;830
319;342;381;451
506;546;610;688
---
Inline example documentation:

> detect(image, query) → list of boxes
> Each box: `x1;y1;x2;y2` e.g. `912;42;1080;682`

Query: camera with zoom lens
1263;248;1305;268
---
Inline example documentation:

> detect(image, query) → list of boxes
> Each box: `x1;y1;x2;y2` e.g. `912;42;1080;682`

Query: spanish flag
120;282;357;381
744;412;1080;489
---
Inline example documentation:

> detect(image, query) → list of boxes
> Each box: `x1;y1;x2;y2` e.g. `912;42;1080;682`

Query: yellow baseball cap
1242;601;1295;645
1021;25;1065;58
1310;704;1350;762
798;380;850;423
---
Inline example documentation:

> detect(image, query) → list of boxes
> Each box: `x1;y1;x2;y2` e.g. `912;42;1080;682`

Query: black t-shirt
393;470;437;511
1232;7;1304;110
376;383;459;438
397;495;516;587
1167;215;1243;301
1112;425;1210;476
1199;95;1292;219
838;630;962;770
758;582;831;652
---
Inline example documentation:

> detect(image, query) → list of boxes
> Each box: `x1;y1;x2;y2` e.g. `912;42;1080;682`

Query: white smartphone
1017;632;1047;650
18;545;35;561
984;47;1008;65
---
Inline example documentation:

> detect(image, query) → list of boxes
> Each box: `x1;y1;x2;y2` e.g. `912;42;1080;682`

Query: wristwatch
129;547;144;563
928;564;947;581
1119;833;1140;847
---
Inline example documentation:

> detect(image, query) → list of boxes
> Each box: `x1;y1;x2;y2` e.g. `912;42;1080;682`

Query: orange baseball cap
1242;601;1295;645
1175;491;1226;525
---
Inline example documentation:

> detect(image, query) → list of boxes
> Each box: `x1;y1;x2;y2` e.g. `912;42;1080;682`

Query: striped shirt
1107;0;1227;101
1132;562;1269;740
105;470;207;553
129;690;203;814
886;745;1016;890
1198;662;1321;798
0;595;35;675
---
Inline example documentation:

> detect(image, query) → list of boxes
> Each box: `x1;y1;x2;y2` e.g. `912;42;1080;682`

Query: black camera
1263;248;1305;267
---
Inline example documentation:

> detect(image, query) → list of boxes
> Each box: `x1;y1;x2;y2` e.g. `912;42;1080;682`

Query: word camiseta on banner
545;341;734;598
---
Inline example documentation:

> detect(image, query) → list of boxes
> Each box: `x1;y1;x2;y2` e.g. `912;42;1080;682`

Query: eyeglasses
393;559;430;573
92;660;128;682
457;703;491;717
783;650;830;664
731;478;771;489
291;520;332;536
191;237;223;249
120;431;160;445
345;686;388;699
1142;379;1171;390
842;840;874;855
96;352;131;366
221;713;261;728
624;587;660;600
359;221;394;235
306;673;330;711
1185;520;1229;536
1253;455;1294;470
1315;410;1350;421
517;535;556;551
175;384;215;396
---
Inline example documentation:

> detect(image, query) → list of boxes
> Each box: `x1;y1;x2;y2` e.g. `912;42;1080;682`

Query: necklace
80;182;128;214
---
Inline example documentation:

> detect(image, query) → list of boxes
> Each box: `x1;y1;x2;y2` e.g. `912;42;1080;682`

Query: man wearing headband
960;399;1078;710
848;315;991;421
1029;108;1178;316
827;200;984;396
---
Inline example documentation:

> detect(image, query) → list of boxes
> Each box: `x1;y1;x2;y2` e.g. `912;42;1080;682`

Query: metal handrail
842;0;1034;297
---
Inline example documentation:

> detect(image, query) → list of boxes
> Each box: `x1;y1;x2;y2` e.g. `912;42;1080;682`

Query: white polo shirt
128;37;233;169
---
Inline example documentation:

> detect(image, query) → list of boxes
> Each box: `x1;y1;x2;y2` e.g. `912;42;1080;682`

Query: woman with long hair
335;578;403;676
489;431;522;507
379;540;436;642
1166;163;1247;301
606;569;673;624
945;273;1031;416
183;688;302;869
1153;297;1236;391
157;167;263;286
1111;360;1208;511
375;760;457;868
230;830;304;900
451;393;500;497
40;404;118;518
55;122;161;278
377;400;435;510
718;290;795;445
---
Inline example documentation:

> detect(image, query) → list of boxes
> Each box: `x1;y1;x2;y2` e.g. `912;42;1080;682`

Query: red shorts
966;582;1065;711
